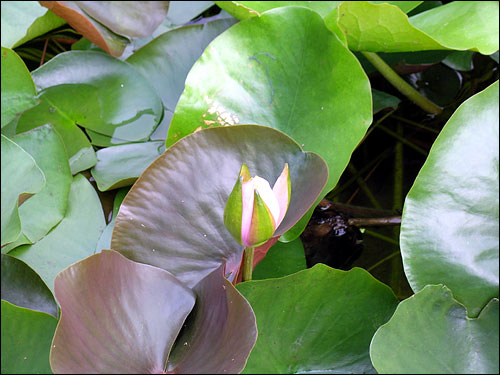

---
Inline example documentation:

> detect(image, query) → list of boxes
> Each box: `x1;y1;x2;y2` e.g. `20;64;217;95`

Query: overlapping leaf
1;300;58;374
237;265;399;373
40;1;170;57
400;81;499;318
1;135;45;247
370;285;499;374
1;47;38;127
326;1;499;54
167;7;371;240
9;174;105;293
252;238;306;280
3;125;72;253
112;125;328;288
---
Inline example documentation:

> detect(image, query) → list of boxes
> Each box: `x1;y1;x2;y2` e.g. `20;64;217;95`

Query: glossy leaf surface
4;125;72;252
167;265;257;373
252;238;306;280
215;1;342;19
50;250;195;374
237;265;398;373
1;47;38;127
10;174;105;293
1;254;58;318
370;285;499;374
1;300;57;375
90;141;164;191
400;81;499;317
1;135;45;247
372;89;400;114
168;7;371;239
329;1;499;54
112;125;328;288
127;18;237;133
31;51;163;142
1;1;65;48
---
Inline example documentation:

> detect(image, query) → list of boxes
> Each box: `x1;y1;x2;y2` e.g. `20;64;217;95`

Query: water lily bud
224;163;291;247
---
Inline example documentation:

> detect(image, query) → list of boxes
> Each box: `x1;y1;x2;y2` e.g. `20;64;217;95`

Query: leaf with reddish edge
111;125;328;288
50;250;195;374
167;265;257;373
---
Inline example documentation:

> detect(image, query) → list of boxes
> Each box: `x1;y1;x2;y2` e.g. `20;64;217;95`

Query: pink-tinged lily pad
40;1;169;57
111;125;328;288
167;265;257;373
50;250;195;374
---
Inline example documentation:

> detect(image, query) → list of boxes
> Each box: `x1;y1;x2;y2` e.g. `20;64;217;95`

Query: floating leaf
372;89;400;114
167;265;257;373
1;300;57;375
1;47;38;127
40;1;169;57
1;1;65;48
90;141;164;191
400;81;499;317
112;125;327;288
9;174;105;293
252;238;306;280
328;1;499;54
1;254;58;318
167;7;371;240
1;135;45;247
3;125;72;252
50;250;195;374
95;187;129;253
237;265;399;373
370;285;499;374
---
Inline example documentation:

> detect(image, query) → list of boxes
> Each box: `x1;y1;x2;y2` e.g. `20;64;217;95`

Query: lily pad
111;125;328;288
400;81;499;318
3;125;72;252
1;254;58;318
370;285;499;374
31;51;163;142
1;134;45;247
1;300;58;375
1;47;38;127
40;1;169;57
252;237;306;280
167;265;257;373
167;6;371;240
90;141;165;191
215;1;342;19
372;89;400;114
1;1;65;48
50;249;195;374
127;18;237;127
95;187;129;253
328;1;499;54
236;265;399;373
9;174;105;293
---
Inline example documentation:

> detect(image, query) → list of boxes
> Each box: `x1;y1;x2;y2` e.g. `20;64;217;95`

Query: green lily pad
9;174;105;293
50;250;195;374
90;141;164;191
111;125;328;288
252;237;306;280
400;81;499;318
167;6;371;240
1;1;65;48
1;300;58;375
442;50;475;71
1;254;58;318
31;51;163;142
215;1;342;19
1;134;45;247
3;125;72;252
167;265;257;373
95;187;129;253
370;285;499;374
1;47;38;127
236;265;399;373
328;1;499;54
127;18;237;121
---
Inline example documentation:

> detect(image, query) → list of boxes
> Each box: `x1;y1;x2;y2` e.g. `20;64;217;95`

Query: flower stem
242;247;255;281
361;51;442;115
